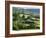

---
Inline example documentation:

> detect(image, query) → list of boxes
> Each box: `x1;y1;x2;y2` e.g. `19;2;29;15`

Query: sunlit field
12;7;40;30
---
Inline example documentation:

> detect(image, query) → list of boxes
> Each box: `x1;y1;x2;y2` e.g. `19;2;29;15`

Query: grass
13;13;40;30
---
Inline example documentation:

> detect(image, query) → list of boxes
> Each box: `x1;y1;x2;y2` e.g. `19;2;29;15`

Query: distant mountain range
13;7;40;16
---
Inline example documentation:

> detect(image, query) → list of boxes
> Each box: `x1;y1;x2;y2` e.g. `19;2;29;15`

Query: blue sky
27;9;40;14
13;7;40;15
29;9;40;13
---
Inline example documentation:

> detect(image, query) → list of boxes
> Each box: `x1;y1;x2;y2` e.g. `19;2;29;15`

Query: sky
27;9;40;14
13;7;40;15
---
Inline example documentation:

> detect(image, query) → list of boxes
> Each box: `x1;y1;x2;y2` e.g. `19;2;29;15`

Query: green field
12;7;40;30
